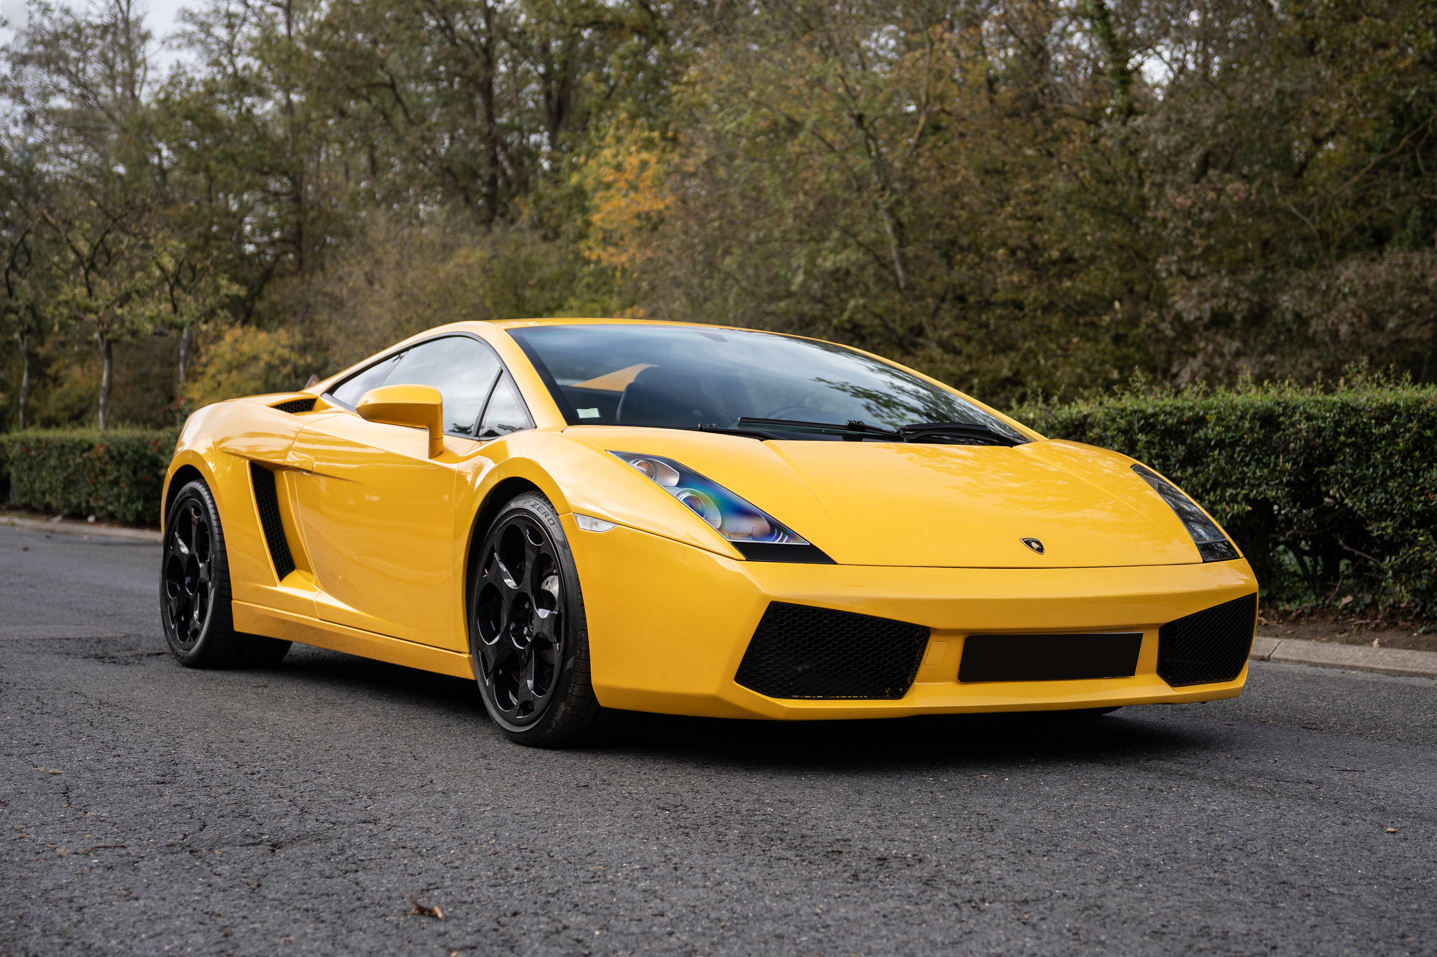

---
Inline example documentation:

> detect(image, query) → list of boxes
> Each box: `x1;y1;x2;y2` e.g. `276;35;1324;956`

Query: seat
615;366;726;428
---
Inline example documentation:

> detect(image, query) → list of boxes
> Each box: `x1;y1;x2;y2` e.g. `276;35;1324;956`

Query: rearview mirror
355;384;445;458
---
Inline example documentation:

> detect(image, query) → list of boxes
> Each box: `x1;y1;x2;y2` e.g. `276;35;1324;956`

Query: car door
286;335;507;651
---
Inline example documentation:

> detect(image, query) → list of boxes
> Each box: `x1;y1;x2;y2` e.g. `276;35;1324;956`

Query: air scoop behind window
269;396;317;414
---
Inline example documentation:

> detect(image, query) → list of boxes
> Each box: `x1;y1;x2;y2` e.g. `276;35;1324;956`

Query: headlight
1132;464;1239;562
611;451;806;545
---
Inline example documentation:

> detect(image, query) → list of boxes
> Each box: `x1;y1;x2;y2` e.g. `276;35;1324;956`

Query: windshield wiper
734;417;901;441
899;421;1026;446
694;423;786;441
713;417;1025;445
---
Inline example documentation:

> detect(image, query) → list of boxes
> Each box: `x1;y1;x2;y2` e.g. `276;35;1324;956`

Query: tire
160;479;292;668
468;491;625;747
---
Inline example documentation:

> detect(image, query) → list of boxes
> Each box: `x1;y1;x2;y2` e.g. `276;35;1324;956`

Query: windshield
508;324;1026;441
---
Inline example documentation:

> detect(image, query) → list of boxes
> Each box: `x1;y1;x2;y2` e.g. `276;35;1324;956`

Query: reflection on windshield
508;324;1025;441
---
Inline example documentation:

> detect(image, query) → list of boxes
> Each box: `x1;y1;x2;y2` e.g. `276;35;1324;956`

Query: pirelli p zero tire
469;492;625;748
160;479;291;669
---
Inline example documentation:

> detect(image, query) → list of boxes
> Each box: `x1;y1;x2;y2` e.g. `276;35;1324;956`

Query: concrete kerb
3;515;162;544
1252;635;1437;680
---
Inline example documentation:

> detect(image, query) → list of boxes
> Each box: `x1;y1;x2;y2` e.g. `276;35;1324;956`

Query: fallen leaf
1386;828;1399;834
405;895;443;920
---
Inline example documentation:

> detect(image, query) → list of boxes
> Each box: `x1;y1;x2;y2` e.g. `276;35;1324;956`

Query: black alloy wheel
475;512;564;721
163;492;217;651
160;478;290;668
469;492;624;746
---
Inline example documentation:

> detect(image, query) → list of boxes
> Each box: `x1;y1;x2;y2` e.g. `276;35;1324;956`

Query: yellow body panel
163;318;1259;721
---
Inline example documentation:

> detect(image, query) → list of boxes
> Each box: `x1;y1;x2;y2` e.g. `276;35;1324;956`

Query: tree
4;0;159;428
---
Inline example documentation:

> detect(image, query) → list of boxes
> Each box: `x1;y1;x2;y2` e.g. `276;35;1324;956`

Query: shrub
1012;380;1437;619
184;325;307;410
2;429;178;526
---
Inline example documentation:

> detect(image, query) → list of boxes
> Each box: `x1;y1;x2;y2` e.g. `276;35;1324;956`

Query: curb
1251;636;1437;680
3;516;162;544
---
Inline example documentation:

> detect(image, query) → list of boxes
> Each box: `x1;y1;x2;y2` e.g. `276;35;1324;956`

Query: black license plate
958;632;1142;682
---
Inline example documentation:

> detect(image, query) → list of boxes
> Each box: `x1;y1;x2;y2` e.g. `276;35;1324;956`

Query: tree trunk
178;323;193;386
1084;0;1136;122
98;333;113;431
16;326;30;431
479;0;501;226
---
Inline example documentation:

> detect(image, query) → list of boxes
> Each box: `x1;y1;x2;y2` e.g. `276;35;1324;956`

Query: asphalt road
1;523;1434;957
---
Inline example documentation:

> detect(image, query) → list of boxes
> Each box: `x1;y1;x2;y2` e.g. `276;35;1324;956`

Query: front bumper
564;517;1258;720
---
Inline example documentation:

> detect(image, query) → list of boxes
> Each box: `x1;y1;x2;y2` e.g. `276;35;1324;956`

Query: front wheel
160;478;291;668
468;492;624;747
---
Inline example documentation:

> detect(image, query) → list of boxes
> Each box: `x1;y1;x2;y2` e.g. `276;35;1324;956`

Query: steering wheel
763;405;832;422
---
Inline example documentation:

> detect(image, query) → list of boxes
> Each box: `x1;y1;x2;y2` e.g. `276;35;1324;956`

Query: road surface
1;523;1433;955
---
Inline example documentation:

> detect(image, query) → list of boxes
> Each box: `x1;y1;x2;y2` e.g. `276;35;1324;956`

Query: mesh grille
250;463;296;580
735;602;930;700
271;397;316;414
1158;593;1257;686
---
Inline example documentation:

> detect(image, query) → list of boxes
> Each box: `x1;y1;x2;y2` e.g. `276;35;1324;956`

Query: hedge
1013;381;1437;619
2;429;178;527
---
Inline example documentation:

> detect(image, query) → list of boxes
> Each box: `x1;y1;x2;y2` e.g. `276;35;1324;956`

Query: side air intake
250;463;296;580
271;397;316;414
1157;593;1258;686
735;602;930;700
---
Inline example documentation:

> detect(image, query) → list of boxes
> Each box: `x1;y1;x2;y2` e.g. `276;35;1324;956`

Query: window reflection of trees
520;325;1022;433
812;378;1023;439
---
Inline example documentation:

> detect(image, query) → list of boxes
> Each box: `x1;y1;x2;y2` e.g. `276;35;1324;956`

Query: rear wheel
160;479;291;668
469;492;623;747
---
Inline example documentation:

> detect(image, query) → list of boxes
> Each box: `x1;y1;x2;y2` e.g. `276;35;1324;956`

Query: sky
1;0;196;72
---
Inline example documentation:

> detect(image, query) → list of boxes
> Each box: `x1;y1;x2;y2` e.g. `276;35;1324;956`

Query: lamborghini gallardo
160;320;1259;746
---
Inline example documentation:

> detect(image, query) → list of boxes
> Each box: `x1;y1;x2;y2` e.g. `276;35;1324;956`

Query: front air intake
734;602;930;700
250;463;296;580
1157;593;1258;687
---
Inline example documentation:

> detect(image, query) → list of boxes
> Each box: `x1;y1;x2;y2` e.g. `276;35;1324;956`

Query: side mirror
355;384;445;458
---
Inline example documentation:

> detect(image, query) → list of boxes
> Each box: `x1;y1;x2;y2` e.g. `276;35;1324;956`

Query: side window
382;336;503;435
478;372;533;438
330;354;402;408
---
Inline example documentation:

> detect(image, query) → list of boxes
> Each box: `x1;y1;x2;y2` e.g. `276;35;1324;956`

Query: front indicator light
611;452;805;546
1132;464;1239;562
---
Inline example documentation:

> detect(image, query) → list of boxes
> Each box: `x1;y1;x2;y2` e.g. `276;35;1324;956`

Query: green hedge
1013;381;1437;619
2;429;178;526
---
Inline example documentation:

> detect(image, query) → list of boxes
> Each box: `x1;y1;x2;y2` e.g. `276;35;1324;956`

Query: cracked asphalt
1;522;1434;956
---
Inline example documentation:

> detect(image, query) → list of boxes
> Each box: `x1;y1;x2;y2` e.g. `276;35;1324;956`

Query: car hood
563;427;1203;567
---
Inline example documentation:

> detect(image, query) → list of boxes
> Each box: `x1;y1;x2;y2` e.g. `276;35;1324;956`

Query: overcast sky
1;0;196;73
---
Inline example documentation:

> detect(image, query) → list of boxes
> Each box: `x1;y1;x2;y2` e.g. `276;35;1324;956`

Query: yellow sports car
161;319;1259;746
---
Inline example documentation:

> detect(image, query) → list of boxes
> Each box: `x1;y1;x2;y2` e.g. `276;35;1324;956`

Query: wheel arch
162;455;215;535
462;475;545;628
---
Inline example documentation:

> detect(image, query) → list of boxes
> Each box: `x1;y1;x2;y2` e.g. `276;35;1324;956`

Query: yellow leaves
183;325;305;408
574;124;675;272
